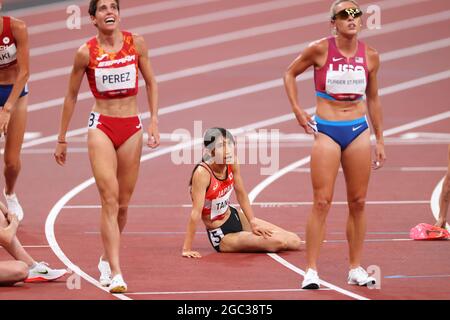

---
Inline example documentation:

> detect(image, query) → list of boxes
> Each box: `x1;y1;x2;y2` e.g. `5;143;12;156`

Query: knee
266;237;288;253
101;194;119;213
4;158;20;172
348;197;366;213
14;262;29;282
313;199;332;216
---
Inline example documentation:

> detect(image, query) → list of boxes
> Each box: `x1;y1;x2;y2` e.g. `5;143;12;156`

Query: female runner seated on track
182;128;301;258
0;202;67;286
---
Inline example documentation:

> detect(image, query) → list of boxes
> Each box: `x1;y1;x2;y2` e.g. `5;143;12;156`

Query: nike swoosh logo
352;125;363;131
136;124;142;129
332;57;344;62
96;54;109;61
37;270;49;275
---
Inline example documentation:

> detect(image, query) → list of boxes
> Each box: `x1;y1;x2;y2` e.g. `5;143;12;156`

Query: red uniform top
199;163;234;222
314;37;369;101
0;16;18;69
86;31;139;99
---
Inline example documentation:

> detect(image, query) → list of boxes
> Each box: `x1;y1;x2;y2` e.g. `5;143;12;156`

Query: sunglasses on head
332;7;363;20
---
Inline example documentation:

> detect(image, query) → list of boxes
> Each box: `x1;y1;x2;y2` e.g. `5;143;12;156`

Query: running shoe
25;262;68;283
348;266;376;286
98;257;112;287
4;189;24;222
109;274;127;293
302;268;320;289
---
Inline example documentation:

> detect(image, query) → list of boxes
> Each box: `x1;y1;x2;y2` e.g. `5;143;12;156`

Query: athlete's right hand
54;142;67;166
0;109;11;137
182;249;202;259
294;109;316;135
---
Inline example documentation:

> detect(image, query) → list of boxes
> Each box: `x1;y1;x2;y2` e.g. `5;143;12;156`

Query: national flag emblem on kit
355;57;364;63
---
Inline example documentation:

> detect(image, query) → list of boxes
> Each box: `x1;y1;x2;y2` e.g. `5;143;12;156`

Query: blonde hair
330;0;360;20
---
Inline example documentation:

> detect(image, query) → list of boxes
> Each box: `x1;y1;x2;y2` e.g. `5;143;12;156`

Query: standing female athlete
284;0;386;289
182;128;301;257
54;0;159;293
0;4;29;221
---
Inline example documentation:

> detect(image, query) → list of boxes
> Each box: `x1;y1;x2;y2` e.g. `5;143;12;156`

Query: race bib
208;228;224;247
95;64;136;93
0;43;17;66
210;187;233;220
325;69;366;95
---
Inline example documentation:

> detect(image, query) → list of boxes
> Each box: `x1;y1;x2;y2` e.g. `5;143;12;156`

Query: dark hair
89;0;120;17
188;128;235;186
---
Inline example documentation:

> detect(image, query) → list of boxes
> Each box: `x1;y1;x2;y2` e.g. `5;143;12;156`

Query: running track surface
0;0;449;300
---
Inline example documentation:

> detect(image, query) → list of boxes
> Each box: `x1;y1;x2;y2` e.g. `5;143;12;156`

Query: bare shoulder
192;165;210;187
366;45;380;72
308;37;328;55
74;43;90;67
10;17;27;31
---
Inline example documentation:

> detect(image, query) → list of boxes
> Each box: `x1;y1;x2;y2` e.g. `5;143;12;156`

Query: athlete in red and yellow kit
182;128;301;258
54;0;159;293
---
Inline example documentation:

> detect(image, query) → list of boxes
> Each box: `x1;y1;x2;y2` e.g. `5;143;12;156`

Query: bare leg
238;210;301;251
88;130;121;276
341;130;371;269
0;261;29;286
4;96;27;195
305;134;341;271
436;145;450;228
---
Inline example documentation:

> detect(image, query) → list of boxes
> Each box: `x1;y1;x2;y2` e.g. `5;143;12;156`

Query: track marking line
30;0;425;58
126;288;332;296
385;275;450;279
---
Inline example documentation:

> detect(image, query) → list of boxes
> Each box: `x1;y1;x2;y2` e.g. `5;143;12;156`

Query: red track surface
0;0;449;300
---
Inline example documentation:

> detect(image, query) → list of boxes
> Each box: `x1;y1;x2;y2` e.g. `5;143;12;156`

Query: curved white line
431;177;449;229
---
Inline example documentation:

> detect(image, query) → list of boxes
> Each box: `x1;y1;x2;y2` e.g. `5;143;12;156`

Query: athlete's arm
283;40;325;134
54;45;89;166
366;46;386;169
182;167;209;258
232;161;273;238
134;34;159;149
0;18;29;135
0;203;19;247
436;146;450;228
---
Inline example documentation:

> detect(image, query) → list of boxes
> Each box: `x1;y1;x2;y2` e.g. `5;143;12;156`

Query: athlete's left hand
250;219;273;239
0;108;11;136
373;141;386;170
147;118;160;148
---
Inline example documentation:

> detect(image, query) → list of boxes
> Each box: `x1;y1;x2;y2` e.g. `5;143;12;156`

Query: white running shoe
109;274;127;293
25;262;68;283
302;268;320;290
348;266;376;286
98;257;112;287
4;189;24;222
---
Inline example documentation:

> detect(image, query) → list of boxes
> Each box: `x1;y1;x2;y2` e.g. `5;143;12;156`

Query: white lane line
248;110;450;300
28;0;219;35
61;200;430;209
29;0;438;84
431;176;450;229
293;167;449;173
267;254;369;300
126;288;332;296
